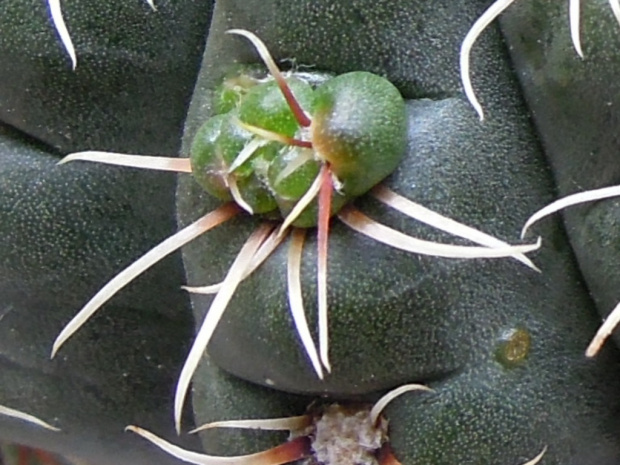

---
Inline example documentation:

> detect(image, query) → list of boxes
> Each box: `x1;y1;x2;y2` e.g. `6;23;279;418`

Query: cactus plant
4;1;620;465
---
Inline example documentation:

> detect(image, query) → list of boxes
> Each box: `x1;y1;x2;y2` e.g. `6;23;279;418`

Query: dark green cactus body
176;2;620;465
0;1;214;463
6;0;620;464
500;2;620;348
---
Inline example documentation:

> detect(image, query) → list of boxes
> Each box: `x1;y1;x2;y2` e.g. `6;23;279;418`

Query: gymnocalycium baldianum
19;2;613;464
53;29;540;434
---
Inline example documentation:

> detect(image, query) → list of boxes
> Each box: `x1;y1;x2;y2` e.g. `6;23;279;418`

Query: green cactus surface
3;1;620;465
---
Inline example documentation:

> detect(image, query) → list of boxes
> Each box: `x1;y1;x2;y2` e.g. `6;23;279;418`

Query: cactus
4;1;620;465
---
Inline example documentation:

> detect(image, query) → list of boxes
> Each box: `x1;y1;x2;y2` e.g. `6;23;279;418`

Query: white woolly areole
309;405;387;465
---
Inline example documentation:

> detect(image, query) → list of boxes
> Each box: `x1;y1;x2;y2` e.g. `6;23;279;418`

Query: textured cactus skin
0;0;213;154
500;2;620;350
177;1;620;464
3;1;620;465
0;1;214;464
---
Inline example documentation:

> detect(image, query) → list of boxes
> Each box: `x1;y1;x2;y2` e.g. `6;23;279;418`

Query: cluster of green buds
190;29;407;227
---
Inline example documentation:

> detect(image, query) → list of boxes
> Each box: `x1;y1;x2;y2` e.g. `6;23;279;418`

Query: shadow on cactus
51;30;541;434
